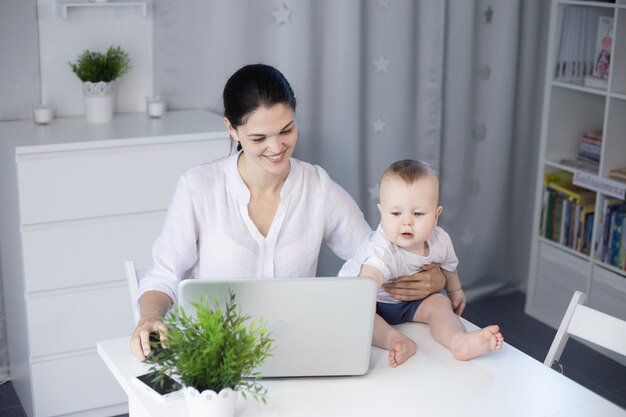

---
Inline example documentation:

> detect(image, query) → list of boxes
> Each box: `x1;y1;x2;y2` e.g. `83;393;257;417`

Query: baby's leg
372;314;417;367
413;294;503;360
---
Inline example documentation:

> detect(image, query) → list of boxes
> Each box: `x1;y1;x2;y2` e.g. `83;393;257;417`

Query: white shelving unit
525;0;626;362
57;0;149;19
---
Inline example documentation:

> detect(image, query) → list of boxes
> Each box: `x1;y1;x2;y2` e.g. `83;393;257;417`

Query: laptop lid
178;277;377;377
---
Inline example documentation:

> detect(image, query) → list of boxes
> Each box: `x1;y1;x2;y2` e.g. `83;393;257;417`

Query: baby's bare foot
388;337;417;367
451;325;503;361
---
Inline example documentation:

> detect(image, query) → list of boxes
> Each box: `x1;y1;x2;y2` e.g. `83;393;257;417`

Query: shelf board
591;259;626;277
545;159;600;177
557;0;620;9
57;0;148;19
551;80;608;97
610;91;626;101
537;236;591;261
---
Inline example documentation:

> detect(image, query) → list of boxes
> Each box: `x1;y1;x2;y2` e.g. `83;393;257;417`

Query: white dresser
0;110;230;417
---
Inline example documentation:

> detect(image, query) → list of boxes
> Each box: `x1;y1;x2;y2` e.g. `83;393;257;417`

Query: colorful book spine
600;200;626;263
609;211;626;267
545;178;596;250
540;171;573;240
616;216;626;270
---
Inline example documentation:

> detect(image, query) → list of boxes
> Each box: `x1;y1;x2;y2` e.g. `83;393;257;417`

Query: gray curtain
153;0;548;294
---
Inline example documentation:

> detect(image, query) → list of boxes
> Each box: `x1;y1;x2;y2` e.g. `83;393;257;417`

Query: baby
339;159;503;366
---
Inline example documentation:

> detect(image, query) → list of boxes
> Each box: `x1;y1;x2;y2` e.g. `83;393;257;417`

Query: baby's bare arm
359;264;385;288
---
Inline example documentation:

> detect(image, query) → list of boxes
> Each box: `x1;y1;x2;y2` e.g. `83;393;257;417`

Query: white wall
37;0;153;117
0;0;39;121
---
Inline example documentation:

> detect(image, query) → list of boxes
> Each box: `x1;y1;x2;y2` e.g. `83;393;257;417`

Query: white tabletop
97;320;626;417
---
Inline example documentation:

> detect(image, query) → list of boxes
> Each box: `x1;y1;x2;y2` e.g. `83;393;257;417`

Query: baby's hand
448;288;466;316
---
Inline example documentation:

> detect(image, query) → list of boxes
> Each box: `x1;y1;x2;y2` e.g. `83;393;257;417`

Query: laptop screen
178;276;378;377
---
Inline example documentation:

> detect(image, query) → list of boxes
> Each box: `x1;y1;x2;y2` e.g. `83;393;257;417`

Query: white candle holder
33;101;54;125
146;96;166;118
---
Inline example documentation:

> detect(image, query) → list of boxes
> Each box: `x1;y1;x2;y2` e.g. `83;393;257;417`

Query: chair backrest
544;291;626;372
124;260;143;324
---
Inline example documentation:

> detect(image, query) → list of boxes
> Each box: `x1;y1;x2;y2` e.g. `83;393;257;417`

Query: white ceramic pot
184;386;237;417
83;81;114;123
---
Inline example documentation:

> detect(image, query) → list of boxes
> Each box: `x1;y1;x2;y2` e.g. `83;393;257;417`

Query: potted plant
147;291;274;417
68;45;131;123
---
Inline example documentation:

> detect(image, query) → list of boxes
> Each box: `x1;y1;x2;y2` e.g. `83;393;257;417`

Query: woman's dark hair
223;64;297;152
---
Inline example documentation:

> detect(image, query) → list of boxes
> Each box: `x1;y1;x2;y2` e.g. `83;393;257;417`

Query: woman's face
226;103;298;178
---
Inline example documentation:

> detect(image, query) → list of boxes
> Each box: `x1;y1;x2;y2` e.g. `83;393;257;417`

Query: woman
131;64;444;360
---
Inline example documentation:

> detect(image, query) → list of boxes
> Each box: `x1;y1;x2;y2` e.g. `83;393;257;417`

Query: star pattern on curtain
372;54;391;73
484;6;494;23
469;180;481;194
459;231;476;247
376;0;391;9
473;123;487;141
272;3;291;26
368;183;380;201
372;118;386;133
462;3;496;255
478;65;491;80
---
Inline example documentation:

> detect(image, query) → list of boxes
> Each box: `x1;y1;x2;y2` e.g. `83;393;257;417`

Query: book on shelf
554;8;613;84
583;76;608;89
559;158;598;173
609;212;625;267
616;216;626;270
598;199;626;265
583;15;612;89
591;16;613;80
580;205;595;255
608;167;626;183
541;174;596;251
576;129;602;166
540;171;573;238
548;181;596;205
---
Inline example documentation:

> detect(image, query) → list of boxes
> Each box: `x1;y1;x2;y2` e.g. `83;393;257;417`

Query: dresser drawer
17;138;229;225
32;352;126;417
22;211;164;293
28;285;134;357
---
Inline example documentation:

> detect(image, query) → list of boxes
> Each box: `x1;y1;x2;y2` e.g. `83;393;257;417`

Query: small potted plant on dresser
147;291;274;417
68;45;131;123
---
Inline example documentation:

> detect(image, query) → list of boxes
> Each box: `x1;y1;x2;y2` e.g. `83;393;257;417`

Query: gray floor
0;291;624;416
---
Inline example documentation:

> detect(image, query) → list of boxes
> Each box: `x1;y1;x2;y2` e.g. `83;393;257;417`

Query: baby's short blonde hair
381;159;438;185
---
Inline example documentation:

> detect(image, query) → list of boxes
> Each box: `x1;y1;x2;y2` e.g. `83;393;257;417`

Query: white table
97;320;626;417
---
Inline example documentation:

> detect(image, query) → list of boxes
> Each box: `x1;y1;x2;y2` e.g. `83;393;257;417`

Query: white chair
124;260;143;324
544;291;626;373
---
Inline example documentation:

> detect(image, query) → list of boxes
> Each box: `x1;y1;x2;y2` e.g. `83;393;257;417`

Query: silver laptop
178;277;377;377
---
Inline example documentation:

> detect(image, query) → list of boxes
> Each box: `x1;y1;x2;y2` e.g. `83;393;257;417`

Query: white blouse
138;153;372;304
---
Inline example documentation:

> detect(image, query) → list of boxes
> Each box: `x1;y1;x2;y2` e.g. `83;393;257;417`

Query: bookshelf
525;0;626;362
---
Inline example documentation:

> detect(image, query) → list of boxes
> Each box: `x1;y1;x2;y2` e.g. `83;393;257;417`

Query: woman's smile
264;147;288;163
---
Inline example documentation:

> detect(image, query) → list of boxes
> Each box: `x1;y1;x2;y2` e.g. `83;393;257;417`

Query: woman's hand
383;263;446;301
129;290;173;361
130;316;169;361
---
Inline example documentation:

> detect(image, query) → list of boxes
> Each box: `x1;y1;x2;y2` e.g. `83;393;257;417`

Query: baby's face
377;175;442;254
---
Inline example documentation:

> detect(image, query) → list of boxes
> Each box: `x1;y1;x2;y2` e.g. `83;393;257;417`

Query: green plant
68;46;131;83
148;291;274;403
